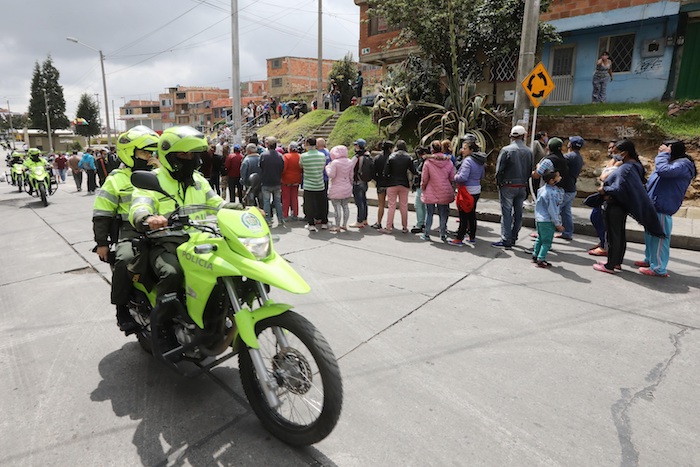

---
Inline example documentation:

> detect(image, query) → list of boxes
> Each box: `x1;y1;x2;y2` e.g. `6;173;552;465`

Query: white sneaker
320;223;329;230
306;224;318;232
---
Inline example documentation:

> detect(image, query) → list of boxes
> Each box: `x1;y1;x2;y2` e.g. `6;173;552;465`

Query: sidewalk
362;187;700;251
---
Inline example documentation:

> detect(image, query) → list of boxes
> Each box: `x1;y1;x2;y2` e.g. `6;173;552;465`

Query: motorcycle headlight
34;168;43;174
239;236;270;260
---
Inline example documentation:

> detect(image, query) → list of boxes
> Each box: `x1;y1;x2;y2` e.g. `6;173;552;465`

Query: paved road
1;178;699;466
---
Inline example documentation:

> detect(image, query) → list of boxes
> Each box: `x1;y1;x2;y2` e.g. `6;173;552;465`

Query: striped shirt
300;149;327;191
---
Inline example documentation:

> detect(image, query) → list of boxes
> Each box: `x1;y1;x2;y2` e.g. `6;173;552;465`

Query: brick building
118;100;163;132
158;86;230;131
266;56;336;99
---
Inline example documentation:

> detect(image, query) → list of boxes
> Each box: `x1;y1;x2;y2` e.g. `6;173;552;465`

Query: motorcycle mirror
131;171;180;209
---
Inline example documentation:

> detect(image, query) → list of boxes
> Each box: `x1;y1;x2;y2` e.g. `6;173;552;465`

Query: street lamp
66;36;112;146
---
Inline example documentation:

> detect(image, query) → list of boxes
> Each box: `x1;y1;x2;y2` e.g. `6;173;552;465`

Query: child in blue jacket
532;170;565;268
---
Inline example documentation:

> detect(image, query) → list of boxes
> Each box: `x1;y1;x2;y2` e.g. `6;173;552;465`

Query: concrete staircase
311;112;341;141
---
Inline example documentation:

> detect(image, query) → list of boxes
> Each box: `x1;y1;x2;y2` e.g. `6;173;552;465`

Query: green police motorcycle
124;171;343;446
9;155;26;191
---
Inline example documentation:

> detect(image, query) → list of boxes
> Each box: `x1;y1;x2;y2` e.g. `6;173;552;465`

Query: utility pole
317;0;323;112
512;0;541;128
231;0;242;145
42;89;54;152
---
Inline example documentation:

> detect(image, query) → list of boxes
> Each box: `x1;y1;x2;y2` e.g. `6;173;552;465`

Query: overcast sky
1;0;360;131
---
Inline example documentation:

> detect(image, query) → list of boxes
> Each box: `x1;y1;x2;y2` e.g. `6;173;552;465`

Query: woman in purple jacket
450;135;486;245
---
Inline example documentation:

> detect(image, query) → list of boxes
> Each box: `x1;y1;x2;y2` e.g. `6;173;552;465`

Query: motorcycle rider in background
9;151;25;185
129;126;243;305
92;126;160;334
23;148;47;194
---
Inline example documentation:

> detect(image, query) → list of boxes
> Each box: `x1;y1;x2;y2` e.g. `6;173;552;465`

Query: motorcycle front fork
222;277;289;409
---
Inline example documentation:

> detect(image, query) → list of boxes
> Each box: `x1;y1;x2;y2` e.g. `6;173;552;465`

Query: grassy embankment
539;102;700;139
256;110;334;146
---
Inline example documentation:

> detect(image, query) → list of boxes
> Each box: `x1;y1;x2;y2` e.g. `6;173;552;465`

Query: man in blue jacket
638;141;697;277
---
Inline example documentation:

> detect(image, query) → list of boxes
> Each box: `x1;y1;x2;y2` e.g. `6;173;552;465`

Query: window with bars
489;54;517;82
599;34;635;72
368;16;400;36
271;59;282;69
271;78;282;87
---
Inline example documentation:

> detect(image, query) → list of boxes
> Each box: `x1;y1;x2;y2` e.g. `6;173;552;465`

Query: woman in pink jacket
420;140;455;241
326;145;357;232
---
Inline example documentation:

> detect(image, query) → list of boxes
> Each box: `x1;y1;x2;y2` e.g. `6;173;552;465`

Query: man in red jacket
225;144;244;202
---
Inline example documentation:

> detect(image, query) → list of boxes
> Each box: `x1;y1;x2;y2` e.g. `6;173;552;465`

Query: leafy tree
28;55;70;134
328;54;358;111
369;0;559;95
386;54;444;104
0;112;28;132
74;93;101;141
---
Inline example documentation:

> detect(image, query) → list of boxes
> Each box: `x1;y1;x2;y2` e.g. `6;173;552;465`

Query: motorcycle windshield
172;204;219;224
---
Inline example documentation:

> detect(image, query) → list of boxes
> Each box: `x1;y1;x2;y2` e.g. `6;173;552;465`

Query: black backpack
357;154;374;183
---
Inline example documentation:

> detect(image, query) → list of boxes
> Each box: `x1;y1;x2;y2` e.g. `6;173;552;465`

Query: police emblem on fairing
241;212;263;232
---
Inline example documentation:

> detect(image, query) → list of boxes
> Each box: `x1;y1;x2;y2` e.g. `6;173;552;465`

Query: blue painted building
540;1;700;104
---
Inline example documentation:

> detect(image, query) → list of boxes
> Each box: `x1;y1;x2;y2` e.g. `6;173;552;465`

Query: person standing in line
80;148;98;194
55;152;68;183
281;142;303;221
370;140;393;229
637;141;696;277
380;140;417;234
592;51;613;103
556;135;585;240
419;140;455;241
225;144;244;203
326;145;356;232
240;143;262;208
299;137;329;231
493;125;533;249
210;139;224;195
588;141;622;256
220;141;230;198
317;138;332;225
532;170;565;268
68;151;83;191
593;140;664;274
349;138;372;228
410;146;429;234
450;136;486;245
259;137;285;227
201;142;214;179
527;131;548;207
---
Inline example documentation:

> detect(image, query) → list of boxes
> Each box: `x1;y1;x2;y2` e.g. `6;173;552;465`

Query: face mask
171;154;201;183
613;153;624;162
543;137;549;145
132;157;151;171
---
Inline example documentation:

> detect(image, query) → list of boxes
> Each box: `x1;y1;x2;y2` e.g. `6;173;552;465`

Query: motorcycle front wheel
38;183;48;206
239;311;343;446
17;177;23;192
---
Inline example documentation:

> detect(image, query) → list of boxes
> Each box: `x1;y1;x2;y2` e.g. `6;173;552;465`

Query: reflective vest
129;168;225;227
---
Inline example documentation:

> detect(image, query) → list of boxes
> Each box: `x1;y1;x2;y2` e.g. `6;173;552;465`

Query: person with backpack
349;138;373;228
380;140;418;234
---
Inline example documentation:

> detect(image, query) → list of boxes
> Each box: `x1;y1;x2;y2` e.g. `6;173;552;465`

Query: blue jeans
590;206;606;248
262;185;283;223
353;182;368;222
644;213;672;275
425;204;449;237
560;191;576;238
414;188;425;227
498;186;527;245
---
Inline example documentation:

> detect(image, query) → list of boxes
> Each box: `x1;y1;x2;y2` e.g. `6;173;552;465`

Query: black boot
116;305;138;336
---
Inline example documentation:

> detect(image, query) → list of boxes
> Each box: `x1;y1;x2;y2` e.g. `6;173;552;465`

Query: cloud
2;0;359;130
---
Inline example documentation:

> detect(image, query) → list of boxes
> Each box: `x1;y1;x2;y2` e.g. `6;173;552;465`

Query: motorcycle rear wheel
39;184;48;206
239;311;343;446
17;178;23;192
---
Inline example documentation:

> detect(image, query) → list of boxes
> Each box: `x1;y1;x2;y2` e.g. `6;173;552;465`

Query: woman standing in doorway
592;51;613;103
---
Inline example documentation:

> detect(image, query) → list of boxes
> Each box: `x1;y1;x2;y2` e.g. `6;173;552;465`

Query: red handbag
456;185;474;212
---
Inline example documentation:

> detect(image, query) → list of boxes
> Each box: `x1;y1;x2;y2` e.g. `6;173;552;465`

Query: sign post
521;62;555;146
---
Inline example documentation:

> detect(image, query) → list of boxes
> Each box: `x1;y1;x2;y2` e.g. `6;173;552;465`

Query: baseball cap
509;125;527;137
548;137;564;151
353;138;367;149
569;136;585;149
233;144;241;151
